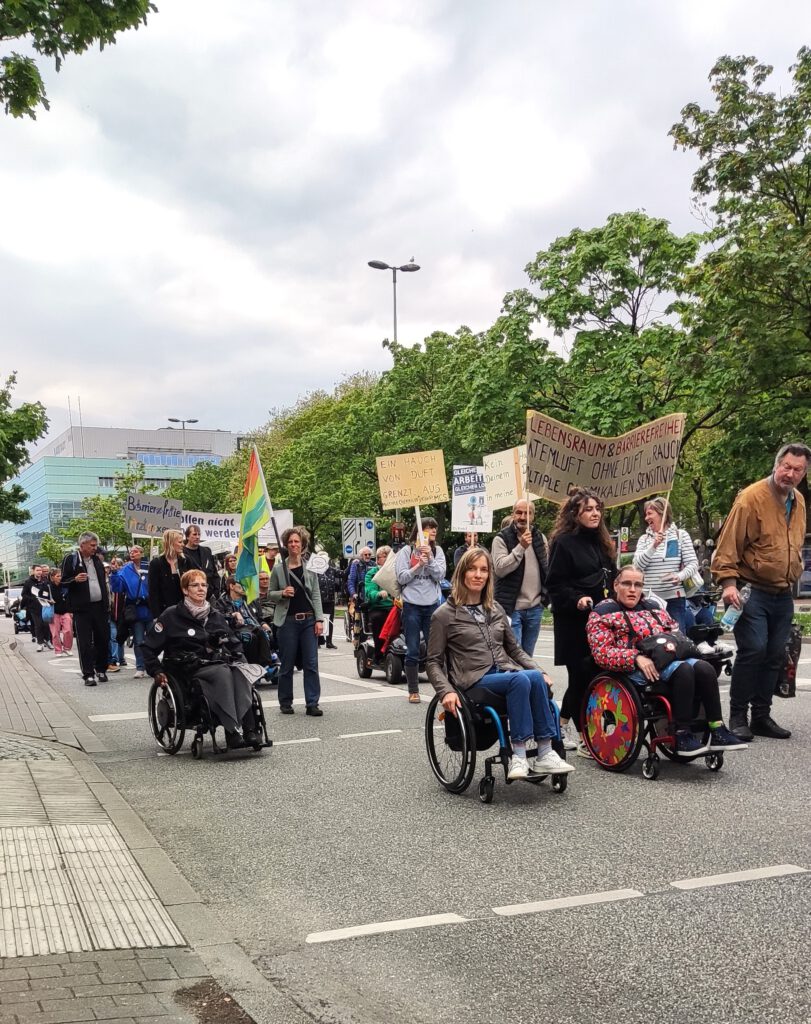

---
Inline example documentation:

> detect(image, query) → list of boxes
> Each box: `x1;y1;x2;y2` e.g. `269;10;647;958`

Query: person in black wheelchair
586;565;747;759
427;547;574;782
142;569;266;752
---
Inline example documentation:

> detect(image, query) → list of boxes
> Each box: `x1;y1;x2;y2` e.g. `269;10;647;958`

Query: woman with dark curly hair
268;526;325;716
546;488;617;757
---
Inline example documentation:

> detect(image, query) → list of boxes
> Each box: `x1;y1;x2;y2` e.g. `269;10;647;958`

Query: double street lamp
367;259;420;344
167;417;198;477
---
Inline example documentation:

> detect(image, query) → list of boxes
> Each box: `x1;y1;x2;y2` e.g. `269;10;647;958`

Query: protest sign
125;494;182;536
307;553;329;575
376;450;449;510
451;465;493;532
483;446;539;510
181;511;240;552
525;411;686;508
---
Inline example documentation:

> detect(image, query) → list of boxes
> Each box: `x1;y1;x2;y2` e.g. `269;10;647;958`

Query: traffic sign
342;518;376;557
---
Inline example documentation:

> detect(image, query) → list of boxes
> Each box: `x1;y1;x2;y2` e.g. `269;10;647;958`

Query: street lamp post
367;259;420;344
167;417;198;477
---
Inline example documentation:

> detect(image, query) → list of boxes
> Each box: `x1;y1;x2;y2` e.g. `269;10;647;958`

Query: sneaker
530;750;575;775
63;650;74;656
83;676;97;687
134;670;146;679
575;740;593;759
305;705;323;717
107;664;120;673
507;755;530;780
560;721;578;751
675;731;708;755
36;645;44;652
280;706;294;715
408;692;421;704
708;725;748;752
97;672;108;682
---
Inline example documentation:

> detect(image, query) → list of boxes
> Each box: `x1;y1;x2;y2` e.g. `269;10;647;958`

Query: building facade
1;426;238;582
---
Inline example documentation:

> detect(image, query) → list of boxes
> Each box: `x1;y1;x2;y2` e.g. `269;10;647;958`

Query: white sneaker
531;750;575;774
134;670;146;679
576;740;594;759
560;720;578;751
64;650;74;656
36;645;44;652
507;755;530;779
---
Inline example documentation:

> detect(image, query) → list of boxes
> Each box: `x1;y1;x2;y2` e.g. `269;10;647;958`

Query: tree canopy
0;373;48;524
0;0;156;117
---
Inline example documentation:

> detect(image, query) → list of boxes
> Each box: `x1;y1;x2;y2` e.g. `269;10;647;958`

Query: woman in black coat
546;488;617;758
148;529;188;619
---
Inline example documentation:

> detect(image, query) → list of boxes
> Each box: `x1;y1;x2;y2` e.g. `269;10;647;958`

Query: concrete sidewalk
0;642;311;1024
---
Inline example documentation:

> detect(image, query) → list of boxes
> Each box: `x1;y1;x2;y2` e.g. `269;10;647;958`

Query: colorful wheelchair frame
581;672;725;780
425;684;569;804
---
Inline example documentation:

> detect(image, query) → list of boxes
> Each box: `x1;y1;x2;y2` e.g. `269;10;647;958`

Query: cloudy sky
1;0;805;445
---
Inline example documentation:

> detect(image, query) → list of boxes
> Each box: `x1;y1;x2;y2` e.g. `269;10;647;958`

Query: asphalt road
5;616;810;1024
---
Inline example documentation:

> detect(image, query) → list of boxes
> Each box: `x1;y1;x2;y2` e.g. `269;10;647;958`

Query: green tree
37;532;69;566
164;460;233;512
1;0;157;118
0;372;48;524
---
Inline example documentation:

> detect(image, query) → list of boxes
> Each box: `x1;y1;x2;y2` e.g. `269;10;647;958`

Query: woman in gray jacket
427;548;574;780
269;527;324;716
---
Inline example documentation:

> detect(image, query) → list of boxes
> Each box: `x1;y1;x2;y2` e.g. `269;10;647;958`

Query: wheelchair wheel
385;652;403;685
356;648;373;679
706;752;724;772
148;678;186;754
479;777;495;804
582;674;645;772
551;774;568;793
425;693;476;794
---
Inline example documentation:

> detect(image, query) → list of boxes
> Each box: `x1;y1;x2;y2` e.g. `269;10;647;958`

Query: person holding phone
546;489;617;757
632;497;699;632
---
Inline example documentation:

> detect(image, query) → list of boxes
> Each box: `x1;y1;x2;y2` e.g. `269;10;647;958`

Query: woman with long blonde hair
147;529;188;618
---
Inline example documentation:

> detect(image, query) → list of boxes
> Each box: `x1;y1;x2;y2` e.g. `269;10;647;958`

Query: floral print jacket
586;599;678;673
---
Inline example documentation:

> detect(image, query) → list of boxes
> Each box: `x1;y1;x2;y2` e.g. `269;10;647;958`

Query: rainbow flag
236;447;271;602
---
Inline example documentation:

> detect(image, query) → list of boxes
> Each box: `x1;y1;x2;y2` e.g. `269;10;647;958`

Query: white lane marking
63;669;84;675
306;913;468;944
310;691;399;704
89;712;148;721
670;864;808;891
320;671;391;692
338;729;402;739
797;658;811;664
274;737;322;746
493;888;644;917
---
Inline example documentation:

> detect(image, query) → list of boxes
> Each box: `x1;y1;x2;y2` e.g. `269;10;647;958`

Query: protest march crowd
15;435;809;775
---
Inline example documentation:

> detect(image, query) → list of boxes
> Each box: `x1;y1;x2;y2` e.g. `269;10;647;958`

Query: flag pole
253;444;289;586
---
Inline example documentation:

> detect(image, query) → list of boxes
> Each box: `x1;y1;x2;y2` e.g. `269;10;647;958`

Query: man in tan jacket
713;442;809;740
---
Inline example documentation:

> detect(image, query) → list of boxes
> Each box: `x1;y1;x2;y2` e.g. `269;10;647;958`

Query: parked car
3;587;22;618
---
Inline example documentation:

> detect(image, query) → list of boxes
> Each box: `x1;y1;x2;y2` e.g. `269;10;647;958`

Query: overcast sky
1;1;805;446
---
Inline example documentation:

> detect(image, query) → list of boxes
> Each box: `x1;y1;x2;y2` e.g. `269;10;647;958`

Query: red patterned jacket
586;599;678;672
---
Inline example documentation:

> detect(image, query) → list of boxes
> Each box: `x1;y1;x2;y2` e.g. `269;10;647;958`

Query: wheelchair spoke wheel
425;694;476;794
582;675;645;772
147;679;186;754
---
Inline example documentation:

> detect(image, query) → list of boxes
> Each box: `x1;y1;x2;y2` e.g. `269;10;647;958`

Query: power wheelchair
425;682;569;804
147;651;272;760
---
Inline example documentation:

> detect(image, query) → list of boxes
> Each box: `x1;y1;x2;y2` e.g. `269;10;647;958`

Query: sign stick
414;505;424;546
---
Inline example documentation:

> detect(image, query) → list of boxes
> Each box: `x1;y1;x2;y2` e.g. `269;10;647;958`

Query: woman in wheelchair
142;569;263;749
427;548;574;780
586;566;746;756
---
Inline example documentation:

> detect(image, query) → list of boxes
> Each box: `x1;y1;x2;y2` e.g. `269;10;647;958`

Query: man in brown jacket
713;442;809;740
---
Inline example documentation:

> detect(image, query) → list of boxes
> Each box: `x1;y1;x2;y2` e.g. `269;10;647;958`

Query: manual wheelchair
425;684;569;804
147;652;272;760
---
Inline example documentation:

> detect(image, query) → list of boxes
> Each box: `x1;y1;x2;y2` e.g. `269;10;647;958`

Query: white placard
451;465;493;532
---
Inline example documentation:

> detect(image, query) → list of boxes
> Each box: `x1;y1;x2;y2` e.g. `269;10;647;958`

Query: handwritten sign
451;465;493;532
525;411;686;508
483;446;539;510
376;450;449;510
125;494;183;536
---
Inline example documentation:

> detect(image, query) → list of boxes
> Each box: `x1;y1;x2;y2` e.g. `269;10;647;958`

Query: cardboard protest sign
483;446;539;510
376;450;449;510
451;465;493;532
125;494;182;536
525;411;686;508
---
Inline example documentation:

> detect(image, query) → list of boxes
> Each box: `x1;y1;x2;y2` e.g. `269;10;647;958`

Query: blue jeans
109;621;125;666
130;617;152;672
665;597;689;633
730;588;794;716
478;669;557;745
402;601;437;672
509;605;543;656
277;616;321;708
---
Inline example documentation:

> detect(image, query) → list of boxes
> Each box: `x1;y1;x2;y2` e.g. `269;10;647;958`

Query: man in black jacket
60;532;110;686
491;499;549;656
21;565;49;648
183;525;221;599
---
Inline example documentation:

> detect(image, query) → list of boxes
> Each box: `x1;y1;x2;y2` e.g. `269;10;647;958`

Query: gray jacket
268;560;324;628
427;598;537;698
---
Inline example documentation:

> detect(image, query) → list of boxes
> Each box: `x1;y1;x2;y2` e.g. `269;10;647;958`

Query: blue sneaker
708;725;748;752
675;731;707;756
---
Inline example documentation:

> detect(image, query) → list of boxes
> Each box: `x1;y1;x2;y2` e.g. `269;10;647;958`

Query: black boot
729;709;754;742
750;713;791;739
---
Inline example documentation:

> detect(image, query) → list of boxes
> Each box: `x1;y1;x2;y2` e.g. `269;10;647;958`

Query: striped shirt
632;526;698;601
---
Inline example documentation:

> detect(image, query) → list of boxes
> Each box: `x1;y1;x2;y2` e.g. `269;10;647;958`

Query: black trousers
30;607;50;645
654;660;723;729
73;604;111;678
